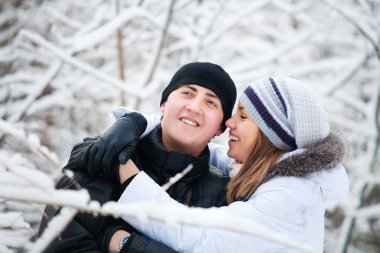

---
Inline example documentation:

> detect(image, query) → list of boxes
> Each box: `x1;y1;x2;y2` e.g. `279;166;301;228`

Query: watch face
120;236;130;250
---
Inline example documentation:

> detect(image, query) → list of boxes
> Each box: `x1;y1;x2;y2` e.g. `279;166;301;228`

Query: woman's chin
227;149;238;161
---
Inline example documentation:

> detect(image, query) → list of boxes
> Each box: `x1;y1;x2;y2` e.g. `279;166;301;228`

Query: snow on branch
271;0;311;13
0;119;60;167
204;0;271;47
0;212;30;230
70;6;153;52
30;207;78;253
136;0;176;110
8;61;63;122
234;28;315;74
16;30;160;99
161;164;193;191
2;162;55;192
103;201;316;253
0;159;315;253
42;6;83;29
352;204;380;220
321;0;380;60
325;52;373;96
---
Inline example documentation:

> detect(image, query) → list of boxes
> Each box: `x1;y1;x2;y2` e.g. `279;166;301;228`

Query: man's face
160;84;224;156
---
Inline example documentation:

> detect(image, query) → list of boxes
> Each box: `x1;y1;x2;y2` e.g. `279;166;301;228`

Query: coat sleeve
124;233;178;253
117;172;325;253
38;205;103;253
37;173;126;253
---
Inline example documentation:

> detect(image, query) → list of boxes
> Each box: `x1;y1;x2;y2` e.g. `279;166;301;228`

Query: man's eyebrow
185;84;218;99
206;92;218;99
183;84;197;92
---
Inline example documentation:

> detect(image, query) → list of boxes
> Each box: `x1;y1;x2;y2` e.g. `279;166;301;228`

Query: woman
116;77;349;253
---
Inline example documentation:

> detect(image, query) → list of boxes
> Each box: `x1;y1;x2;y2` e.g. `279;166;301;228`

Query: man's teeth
229;135;239;141
181;118;197;126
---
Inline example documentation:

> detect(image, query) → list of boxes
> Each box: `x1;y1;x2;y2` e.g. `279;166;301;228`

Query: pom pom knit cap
239;77;330;150
160;62;237;132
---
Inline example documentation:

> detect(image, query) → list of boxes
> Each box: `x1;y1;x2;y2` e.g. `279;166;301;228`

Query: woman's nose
226;117;235;129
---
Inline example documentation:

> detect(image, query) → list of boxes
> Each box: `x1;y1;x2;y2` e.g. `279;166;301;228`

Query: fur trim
263;132;347;183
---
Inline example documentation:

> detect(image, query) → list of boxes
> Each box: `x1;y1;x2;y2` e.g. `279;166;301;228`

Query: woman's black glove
64;112;147;181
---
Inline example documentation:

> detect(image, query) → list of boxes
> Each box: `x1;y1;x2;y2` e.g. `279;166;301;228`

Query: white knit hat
239;77;329;150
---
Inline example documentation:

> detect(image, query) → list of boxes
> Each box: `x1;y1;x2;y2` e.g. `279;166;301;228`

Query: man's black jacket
38;125;229;252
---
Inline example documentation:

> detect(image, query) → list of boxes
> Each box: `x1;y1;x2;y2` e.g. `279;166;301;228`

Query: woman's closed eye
240;114;247;120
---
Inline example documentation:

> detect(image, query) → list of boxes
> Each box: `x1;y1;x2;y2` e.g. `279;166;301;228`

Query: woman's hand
119;159;140;184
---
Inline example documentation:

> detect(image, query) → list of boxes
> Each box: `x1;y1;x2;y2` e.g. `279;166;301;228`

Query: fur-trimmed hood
263;132;347;184
256;131;349;208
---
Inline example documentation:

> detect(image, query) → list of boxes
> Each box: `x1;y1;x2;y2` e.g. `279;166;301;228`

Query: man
38;62;237;253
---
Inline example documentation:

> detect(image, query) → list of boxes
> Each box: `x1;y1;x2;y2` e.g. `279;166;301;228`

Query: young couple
38;62;348;253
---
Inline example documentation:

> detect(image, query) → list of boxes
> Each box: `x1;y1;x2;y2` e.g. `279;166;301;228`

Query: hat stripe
269;77;287;117
244;86;296;149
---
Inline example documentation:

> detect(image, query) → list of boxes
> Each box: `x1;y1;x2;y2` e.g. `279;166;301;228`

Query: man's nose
185;98;202;114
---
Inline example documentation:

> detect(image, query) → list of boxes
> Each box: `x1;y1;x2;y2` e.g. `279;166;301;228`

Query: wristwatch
119;235;129;252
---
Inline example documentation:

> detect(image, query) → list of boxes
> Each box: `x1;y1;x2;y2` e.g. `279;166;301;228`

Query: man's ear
160;102;166;113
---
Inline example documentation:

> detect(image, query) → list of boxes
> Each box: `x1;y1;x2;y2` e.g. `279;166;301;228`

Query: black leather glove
86;112;147;180
63;137;97;172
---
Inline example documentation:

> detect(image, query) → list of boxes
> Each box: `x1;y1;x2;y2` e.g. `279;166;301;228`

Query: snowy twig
352;204;380;220
161;164;193;191
0;119;60;167
325;52;372;96
102;202;317;253
271;0;312;13
3;164;55;192
8;61;63;122
335;181;369;253
16;30;160;99
42;6;82;29
29;207;78;253
135;0;176;109
321;0;380;60
204;0;271;47
70;7;150;52
0;163;314;253
0;212;30;230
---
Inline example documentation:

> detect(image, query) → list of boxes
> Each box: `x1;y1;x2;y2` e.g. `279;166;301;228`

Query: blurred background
0;0;379;252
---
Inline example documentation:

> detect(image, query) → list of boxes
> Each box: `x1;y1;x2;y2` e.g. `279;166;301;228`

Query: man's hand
64;112;147;181
64;137;97;172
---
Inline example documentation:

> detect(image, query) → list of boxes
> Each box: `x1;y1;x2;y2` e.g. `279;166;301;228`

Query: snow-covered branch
16;30;160;99
0;120;60;167
321;0;380;60
30;208;78;253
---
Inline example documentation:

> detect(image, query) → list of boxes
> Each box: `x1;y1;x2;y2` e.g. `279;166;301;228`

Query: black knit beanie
160;62;237;132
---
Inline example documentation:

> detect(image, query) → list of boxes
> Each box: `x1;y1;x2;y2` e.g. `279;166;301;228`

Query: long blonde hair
226;129;283;203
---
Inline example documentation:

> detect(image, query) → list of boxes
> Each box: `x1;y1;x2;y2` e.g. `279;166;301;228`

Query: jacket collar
263;132;347;184
138;125;210;185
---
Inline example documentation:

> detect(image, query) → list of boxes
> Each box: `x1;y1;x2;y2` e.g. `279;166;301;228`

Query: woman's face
226;103;260;163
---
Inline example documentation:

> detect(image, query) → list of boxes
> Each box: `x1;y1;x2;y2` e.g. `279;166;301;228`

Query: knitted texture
240;77;329;150
160;62;236;131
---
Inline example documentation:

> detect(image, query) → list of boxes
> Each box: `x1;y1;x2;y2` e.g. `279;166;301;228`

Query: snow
0;212;30;229
0;0;379;252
